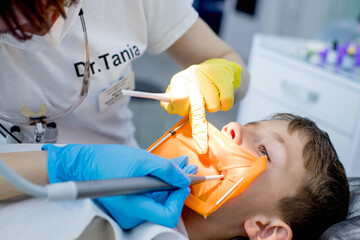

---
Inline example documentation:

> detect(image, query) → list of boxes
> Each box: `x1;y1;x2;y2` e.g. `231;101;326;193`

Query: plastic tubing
0;156;47;198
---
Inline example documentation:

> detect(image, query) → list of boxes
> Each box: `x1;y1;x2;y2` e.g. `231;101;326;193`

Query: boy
0;113;349;240
179;113;349;240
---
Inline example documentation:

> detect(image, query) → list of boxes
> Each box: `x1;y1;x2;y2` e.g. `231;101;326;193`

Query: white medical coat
0;0;198;146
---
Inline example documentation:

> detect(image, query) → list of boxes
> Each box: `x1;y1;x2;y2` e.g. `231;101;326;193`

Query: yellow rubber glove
161;58;241;154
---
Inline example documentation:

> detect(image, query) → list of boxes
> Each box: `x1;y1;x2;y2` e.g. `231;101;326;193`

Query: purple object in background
319;42;360;75
336;43;349;67
355;45;360;67
318;49;328;67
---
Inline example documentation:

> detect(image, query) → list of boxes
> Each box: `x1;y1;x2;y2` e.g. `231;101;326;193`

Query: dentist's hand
161;58;241;154
147;156;198;204
42;144;196;229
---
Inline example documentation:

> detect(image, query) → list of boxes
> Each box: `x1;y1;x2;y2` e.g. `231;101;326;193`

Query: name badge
98;72;135;112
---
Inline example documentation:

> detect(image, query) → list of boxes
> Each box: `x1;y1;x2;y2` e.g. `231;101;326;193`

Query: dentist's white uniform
0;192;189;240
0;0;197;238
0;0;198;147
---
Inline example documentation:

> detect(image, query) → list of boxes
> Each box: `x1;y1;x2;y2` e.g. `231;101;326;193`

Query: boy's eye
258;145;270;161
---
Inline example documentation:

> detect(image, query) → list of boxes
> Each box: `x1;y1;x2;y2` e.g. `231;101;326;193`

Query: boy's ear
244;215;292;240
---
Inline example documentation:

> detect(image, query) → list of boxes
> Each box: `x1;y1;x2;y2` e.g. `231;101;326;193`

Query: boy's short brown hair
269;113;349;240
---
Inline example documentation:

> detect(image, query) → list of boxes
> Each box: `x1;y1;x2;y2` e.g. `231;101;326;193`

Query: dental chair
320;177;360;240
231;177;360;240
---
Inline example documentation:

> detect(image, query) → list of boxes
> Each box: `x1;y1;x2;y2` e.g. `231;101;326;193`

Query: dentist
0;0;249;229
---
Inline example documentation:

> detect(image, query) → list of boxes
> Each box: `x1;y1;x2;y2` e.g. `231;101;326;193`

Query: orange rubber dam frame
147;117;267;218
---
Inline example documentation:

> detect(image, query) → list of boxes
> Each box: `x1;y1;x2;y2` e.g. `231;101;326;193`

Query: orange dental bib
147;117;267;217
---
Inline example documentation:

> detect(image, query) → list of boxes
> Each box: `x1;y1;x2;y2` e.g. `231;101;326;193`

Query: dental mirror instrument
121;90;170;102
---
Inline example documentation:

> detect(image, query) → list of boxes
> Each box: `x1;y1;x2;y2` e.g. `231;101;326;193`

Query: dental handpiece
46;175;223;200
0;155;223;201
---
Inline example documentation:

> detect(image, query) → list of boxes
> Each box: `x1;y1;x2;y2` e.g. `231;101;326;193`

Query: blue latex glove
42;144;197;229
148;156;198;204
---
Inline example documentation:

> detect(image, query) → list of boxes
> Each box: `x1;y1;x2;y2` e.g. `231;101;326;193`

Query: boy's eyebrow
271;132;285;144
245;121;286;144
244;121;259;127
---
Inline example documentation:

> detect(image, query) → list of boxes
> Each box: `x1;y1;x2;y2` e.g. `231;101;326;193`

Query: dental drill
0;156;222;200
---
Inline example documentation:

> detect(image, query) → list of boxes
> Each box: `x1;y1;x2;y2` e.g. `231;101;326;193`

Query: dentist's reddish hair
0;0;77;40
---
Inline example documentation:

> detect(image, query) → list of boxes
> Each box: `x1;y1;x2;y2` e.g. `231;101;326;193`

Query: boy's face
219;120;307;218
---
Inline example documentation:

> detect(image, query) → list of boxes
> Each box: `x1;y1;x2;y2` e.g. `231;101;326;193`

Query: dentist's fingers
112;187;190;229
188;84;208;154
161;73;190;116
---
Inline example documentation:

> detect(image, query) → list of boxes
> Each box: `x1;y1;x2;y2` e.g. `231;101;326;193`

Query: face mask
148;117;267;217
0;0;83;51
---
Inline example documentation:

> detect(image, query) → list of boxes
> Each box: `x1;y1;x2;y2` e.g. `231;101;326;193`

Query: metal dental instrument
121;90;171;102
216;177;244;205
147;120;187;152
73;174;224;199
0;156;223;200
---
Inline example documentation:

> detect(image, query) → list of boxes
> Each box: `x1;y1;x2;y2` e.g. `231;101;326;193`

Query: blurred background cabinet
220;0;360;61
237;34;360;177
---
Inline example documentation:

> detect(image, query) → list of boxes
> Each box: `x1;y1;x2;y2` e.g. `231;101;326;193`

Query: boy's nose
221;122;243;145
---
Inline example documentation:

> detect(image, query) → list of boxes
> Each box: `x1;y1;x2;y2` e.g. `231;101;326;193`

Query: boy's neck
181;206;247;239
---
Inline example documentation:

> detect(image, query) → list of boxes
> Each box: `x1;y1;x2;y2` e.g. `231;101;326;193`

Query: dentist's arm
166;18;248;83
163;17;249;154
0;144;197;230
0;151;48;201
